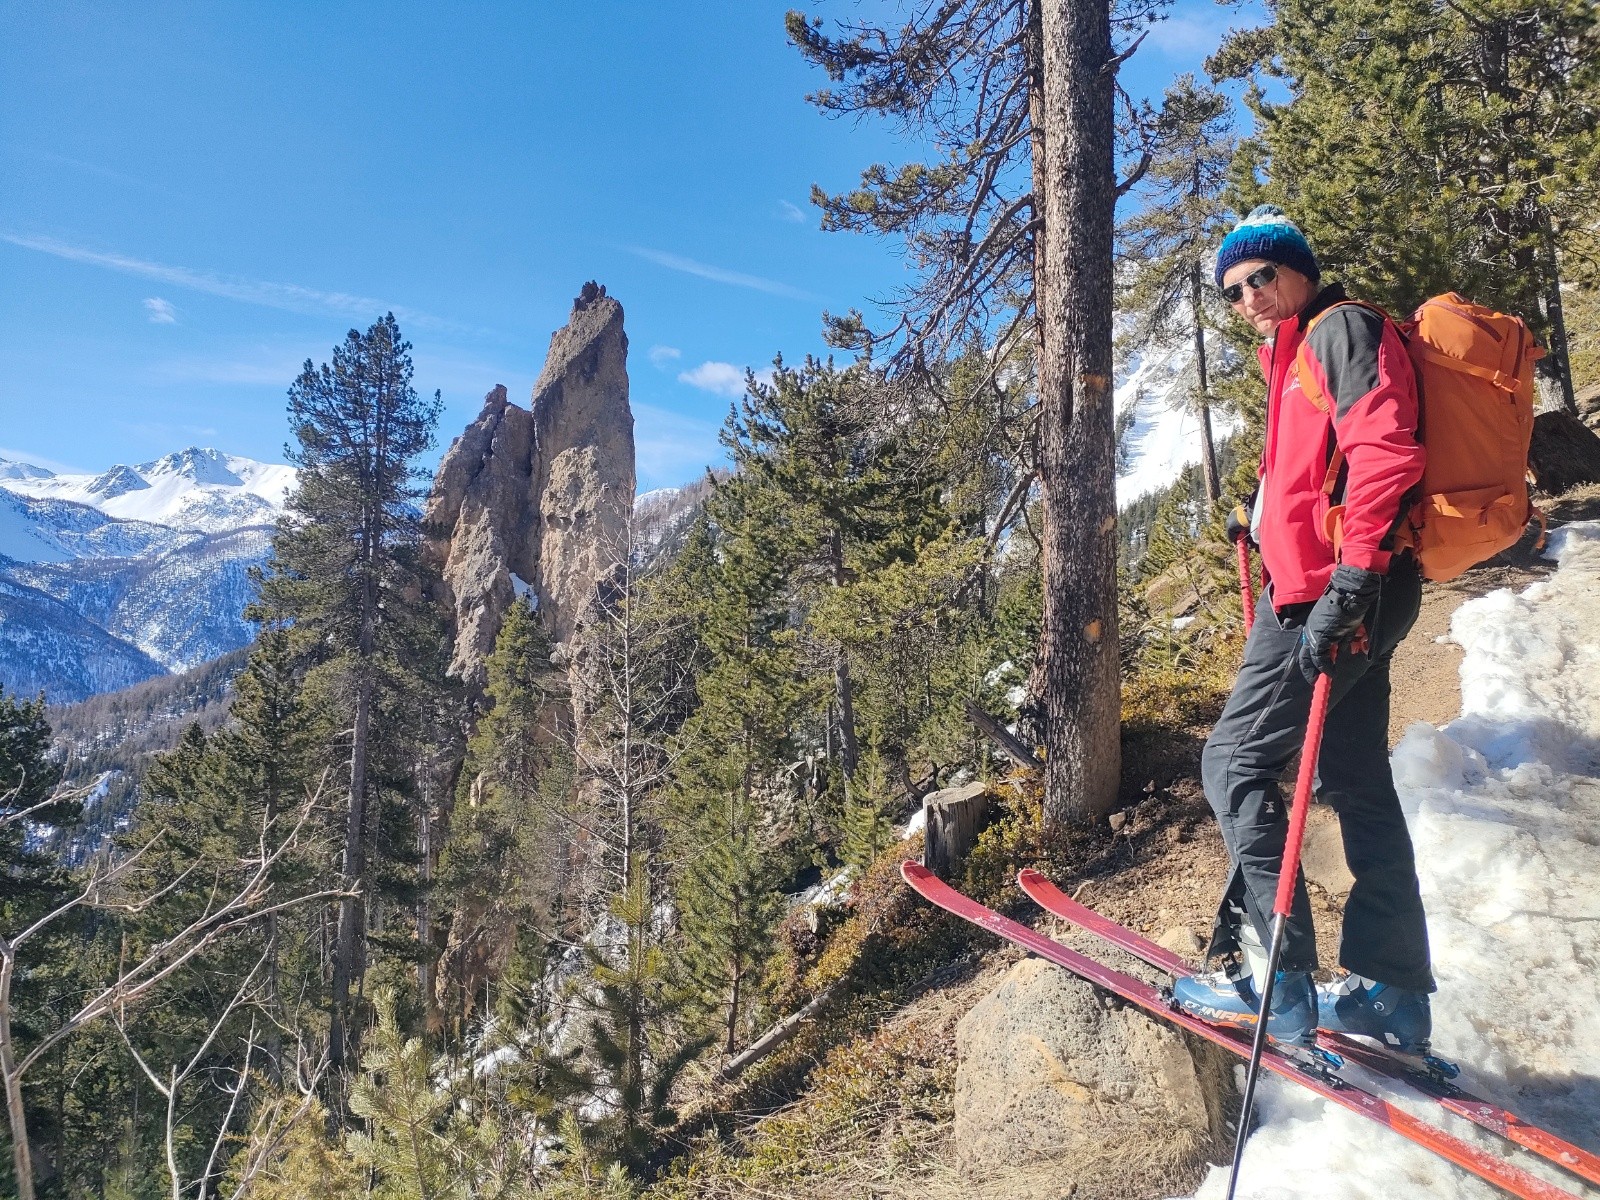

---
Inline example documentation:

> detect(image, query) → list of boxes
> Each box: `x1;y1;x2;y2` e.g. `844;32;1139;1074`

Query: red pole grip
1274;671;1332;918
1237;538;1256;634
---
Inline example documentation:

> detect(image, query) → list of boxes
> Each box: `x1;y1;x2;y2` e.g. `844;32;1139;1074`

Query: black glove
1297;564;1382;684
1226;490;1257;547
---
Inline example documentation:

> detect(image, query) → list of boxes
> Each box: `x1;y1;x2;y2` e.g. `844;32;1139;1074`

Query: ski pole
1237;538;1256;635
1224;667;1334;1200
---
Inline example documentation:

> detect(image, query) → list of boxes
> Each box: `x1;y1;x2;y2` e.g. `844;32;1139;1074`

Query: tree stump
1530;410;1600;496
923;781;993;878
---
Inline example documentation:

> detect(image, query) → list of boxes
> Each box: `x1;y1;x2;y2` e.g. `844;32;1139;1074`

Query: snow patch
1115;331;1240;509
797;867;855;911
1184;521;1600;1198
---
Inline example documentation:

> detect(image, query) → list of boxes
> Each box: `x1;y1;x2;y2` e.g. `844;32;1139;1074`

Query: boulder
1530;409;1600;496
954;957;1231;1194
1576;381;1600;433
424;283;635;693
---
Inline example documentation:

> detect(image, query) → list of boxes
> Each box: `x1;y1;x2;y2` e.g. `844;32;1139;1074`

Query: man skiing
1170;206;1435;1053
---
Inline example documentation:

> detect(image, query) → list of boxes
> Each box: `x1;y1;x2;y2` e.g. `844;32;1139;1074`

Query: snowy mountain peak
136;446;243;488
0;446;295;535
0;459;55;482
86;464;151;499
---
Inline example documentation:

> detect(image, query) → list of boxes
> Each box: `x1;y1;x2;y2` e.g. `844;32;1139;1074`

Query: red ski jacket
1256;285;1425;606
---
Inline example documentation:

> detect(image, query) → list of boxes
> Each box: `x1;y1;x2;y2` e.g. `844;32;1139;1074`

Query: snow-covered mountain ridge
0;446;295;534
0;447;296;702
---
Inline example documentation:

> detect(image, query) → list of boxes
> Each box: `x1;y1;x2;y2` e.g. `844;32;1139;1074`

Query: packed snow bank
1186;522;1600;1199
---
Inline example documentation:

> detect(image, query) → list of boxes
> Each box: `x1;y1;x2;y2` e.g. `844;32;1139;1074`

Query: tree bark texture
1;952;37;1200
922;781;995;879
1031;0;1122;826
1189;262;1221;503
1540;213;1577;415
329;665;372;1071
829;528;860;780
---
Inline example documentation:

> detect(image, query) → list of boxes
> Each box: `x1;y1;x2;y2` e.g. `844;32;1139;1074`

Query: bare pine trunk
1189;262;1221;502
329;666;372;1070
1541;213;1578;415
1030;0;1122;826
828;528;860;779
417;773;433;1026
1;956;36;1200
1026;0;1048;364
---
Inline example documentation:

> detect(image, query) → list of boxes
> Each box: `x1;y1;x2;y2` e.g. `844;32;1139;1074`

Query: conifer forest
3;2;1599;1198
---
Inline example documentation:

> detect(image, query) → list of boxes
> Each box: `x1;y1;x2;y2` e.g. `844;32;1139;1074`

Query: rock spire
424;283;635;693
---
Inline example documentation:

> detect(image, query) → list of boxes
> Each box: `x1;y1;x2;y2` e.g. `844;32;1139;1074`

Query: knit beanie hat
1213;205;1320;287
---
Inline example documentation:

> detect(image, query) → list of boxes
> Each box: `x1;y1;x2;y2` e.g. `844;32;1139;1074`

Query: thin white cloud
627;246;818;302
148;344;529;396
648;344;682;369
678;361;748;398
144;297;177;324
777;199;807;224
2;232;474;334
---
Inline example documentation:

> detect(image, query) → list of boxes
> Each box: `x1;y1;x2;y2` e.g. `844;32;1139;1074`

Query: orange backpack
1299;293;1544;582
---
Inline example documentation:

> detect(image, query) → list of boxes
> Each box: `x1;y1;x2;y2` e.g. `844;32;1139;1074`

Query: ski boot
1171;963;1317;1045
1317;974;1434;1056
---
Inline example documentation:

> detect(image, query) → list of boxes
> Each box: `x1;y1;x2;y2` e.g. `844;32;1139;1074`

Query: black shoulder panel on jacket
1306;305;1385;420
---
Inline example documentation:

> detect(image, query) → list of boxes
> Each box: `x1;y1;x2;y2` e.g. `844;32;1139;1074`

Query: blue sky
0;1;1248;491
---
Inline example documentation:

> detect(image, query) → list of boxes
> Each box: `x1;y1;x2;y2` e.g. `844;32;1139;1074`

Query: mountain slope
1114;329;1240;508
5;525;272;672
0;576;164;701
0;446;294;701
47;647;247;861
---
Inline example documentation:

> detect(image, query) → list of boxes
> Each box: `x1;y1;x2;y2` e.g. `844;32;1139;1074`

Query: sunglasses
1219;264;1278;304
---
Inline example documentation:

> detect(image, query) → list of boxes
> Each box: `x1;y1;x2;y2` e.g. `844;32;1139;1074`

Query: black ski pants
1201;554;1435;994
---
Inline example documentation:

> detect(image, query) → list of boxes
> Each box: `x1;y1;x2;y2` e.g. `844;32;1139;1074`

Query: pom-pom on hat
1214;205;1320;287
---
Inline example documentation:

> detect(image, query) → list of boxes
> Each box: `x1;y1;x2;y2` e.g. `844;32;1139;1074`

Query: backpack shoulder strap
1293;299;1391;418
1302;298;1393;341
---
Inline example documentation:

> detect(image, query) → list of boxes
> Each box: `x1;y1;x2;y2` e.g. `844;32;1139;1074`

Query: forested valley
3;1;1599;1197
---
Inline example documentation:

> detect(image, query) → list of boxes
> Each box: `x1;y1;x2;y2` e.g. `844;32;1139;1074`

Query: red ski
1015;867;1600;1191
900;860;1584;1200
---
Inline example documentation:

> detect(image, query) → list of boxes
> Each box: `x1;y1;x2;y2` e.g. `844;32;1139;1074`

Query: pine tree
724;357;945;788
211;626;317;1080
1116;75;1235;503
792;0;1155;823
256;312;444;1071
666;489;796;1058
1214;0;1600;410
346;987;453;1198
671;759;782;1058
838;747;896;871
559;540;702;1171
807;530;992;799
435;596;566;1034
0;691;79;1197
